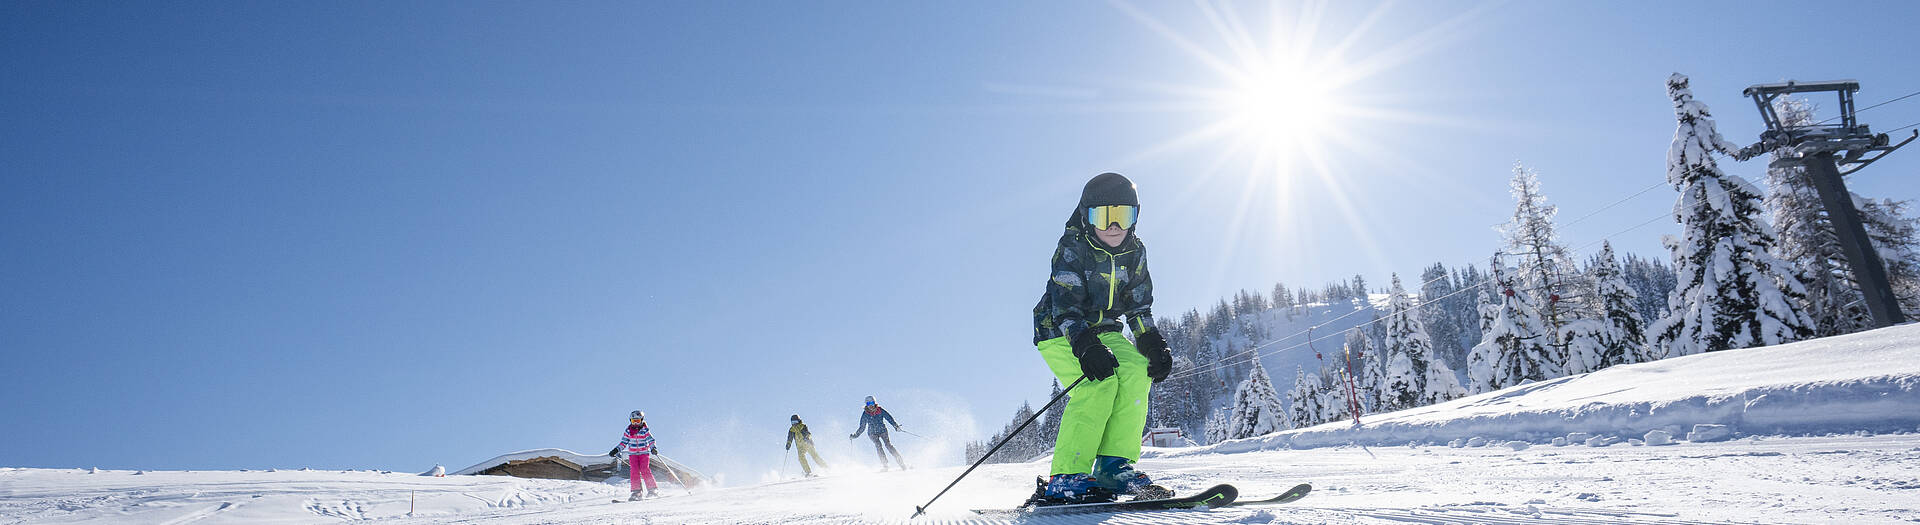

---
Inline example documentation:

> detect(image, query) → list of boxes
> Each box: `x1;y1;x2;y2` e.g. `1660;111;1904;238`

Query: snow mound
1688;424;1733;442
1184;323;1920;453
1644;429;1675;446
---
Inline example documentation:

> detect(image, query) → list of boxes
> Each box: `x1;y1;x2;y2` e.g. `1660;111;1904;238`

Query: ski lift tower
1733;80;1916;327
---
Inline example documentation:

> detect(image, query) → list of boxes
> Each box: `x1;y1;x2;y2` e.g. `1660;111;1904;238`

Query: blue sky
5;1;1919;481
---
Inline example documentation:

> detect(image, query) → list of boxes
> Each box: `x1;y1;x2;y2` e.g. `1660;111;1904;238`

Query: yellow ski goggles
1086;204;1139;230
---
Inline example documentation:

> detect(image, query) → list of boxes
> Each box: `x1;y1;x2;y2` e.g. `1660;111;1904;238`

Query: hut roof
453;448;711;486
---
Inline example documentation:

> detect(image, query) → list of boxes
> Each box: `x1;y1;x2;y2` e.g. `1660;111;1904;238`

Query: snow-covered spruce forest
967;74;1920;460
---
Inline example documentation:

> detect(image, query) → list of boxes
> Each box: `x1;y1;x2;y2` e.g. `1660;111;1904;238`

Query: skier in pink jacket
608;410;659;500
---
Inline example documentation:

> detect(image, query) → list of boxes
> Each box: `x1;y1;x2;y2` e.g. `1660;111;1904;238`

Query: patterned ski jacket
787;422;815;448
852;406;898;437
1033;219;1157;345
617;424;656;456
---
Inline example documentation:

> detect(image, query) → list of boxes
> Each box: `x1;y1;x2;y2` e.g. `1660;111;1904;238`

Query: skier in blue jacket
848;395;909;471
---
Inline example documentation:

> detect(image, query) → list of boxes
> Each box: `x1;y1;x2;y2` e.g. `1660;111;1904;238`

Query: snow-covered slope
4;324;1917;524
0;468;617;524
1200;322;1920;452
1223;298;1390;393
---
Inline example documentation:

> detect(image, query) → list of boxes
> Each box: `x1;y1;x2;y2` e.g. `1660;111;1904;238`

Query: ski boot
1093;456;1170;500
627;490;645;502
1021;473;1116;507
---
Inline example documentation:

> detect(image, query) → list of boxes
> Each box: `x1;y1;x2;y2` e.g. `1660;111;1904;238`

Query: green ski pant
795;441;827;475
1037;331;1150;476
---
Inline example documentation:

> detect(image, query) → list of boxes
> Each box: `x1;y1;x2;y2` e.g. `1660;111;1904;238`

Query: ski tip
1209;484;1239;506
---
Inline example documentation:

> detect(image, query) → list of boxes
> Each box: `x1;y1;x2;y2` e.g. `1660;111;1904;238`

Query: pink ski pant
629;454;657;491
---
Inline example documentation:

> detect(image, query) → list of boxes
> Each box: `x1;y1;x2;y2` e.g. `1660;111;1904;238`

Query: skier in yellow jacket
785;415;829;477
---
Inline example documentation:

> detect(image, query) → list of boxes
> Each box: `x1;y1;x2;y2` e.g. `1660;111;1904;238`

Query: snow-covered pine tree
1413;277;1468;406
1317;367;1352;423
1202;406;1231;444
965;401;1050;463
1860;197;1920;317
1379;274;1431;410
1419;263;1467;369
1343;327;1383;413
1501;162;1591;374
1651;73;1815;356
1468;254;1553;393
1226;358;1286;439
1324;282;1349;304
1476;268;1499;336
1039;378;1066;443
1455;264;1490;348
1556;319;1608;375
1589;241;1652;367
1287;366;1323;428
1422;350;1467;405
1763;97;1872;337
1623;252;1677;323
1010;402;1043;461
1380;348;1417;412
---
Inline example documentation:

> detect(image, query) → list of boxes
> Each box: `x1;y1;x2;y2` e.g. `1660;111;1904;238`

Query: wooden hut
454;448;711;488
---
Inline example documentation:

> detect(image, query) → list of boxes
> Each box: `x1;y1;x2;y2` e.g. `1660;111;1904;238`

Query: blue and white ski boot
1093;456;1172;500
1022;473;1116;507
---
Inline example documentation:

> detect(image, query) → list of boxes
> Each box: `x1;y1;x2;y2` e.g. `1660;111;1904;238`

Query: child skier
847;396;908;471
785;414;829;477
607;410;659;501
1028;172;1174;505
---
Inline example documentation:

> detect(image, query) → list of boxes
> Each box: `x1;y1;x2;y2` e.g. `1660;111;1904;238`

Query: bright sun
1097;0;1486;274
1217;59;1341;161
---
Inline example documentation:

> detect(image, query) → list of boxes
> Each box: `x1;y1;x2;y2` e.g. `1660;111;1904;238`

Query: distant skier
847;396;908;471
607;410;659;501
1026;172;1174;505
785;414;829;477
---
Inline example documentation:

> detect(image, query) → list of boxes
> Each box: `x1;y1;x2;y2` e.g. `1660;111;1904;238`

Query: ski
971;484;1237;516
1228;483;1312;506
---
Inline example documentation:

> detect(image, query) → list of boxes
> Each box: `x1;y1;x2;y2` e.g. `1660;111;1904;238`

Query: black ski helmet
1078;172;1139;210
1074;172;1141;238
790;414;800;423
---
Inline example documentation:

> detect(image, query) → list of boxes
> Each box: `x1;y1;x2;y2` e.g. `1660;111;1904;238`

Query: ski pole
894;428;927;439
910;375;1085;519
663;463;693;495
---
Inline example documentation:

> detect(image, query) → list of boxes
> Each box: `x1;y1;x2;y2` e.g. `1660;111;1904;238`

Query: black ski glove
1071;330;1118;381
848;433;858;440
608;447;620;457
1138;330;1173;383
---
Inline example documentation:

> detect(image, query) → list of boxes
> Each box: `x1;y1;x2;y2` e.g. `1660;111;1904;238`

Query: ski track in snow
12;433;1910;524
7;325;1920;524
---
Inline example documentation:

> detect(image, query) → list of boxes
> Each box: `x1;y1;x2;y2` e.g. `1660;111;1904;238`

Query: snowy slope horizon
1185;322;1920;453
6;323;1917;523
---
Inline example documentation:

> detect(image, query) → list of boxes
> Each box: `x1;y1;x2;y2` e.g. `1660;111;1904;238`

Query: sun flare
1100;0;1489;275
1215;57;1342;161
